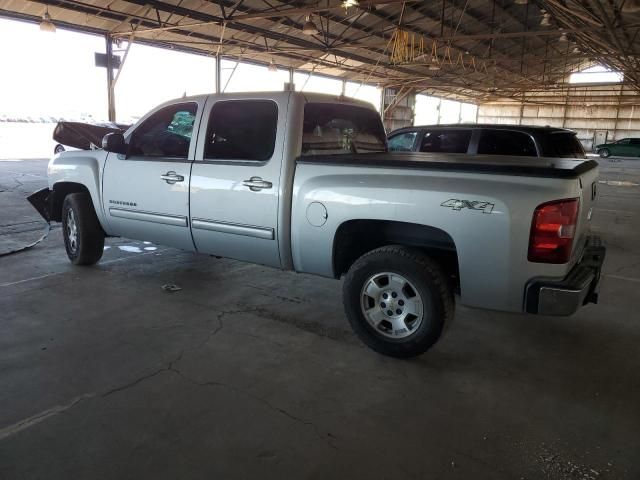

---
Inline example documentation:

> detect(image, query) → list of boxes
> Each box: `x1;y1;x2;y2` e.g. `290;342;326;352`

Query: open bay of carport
1;157;639;479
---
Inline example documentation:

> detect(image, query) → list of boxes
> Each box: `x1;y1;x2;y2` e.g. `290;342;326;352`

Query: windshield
302;103;387;155
539;132;586;159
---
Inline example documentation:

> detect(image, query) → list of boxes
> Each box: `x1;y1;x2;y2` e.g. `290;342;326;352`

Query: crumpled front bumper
27;187;53;222
525;236;606;316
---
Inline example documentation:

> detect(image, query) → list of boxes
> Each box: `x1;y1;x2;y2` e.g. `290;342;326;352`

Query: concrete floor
1;157;639;479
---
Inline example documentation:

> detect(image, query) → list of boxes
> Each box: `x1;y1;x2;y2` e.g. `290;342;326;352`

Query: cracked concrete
1;158;640;479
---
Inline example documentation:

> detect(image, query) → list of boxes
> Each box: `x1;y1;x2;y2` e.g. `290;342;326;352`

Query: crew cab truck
28;92;605;358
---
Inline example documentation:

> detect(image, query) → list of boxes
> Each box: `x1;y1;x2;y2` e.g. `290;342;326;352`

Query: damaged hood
53;121;130;150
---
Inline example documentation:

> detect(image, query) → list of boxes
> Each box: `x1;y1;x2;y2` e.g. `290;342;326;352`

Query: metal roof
2;0;639;103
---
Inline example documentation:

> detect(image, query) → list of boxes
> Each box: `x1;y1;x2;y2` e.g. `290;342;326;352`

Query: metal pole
289;68;294;90
215;54;222;93
105;35;116;122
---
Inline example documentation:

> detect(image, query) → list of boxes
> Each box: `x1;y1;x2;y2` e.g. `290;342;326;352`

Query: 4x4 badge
441;198;495;214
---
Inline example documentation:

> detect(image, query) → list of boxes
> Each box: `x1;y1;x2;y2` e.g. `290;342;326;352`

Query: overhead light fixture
572;46;581;54
302;15;319;35
540;11;551;27
428;58;441;71
268;59;278;72
342;0;360;7
514;0;528;4
559;32;568;42
39;8;56;33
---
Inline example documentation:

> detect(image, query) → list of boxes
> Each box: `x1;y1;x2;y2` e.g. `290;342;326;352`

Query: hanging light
428;57;441;71
302;15;319;35
572;46;581;54
342;0;360;7
268;59;278;72
39;8;56;33
540;11;551;27
514;0;528;5
559;32;568;42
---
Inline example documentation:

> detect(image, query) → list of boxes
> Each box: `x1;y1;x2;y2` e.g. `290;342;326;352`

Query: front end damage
27;187;53;222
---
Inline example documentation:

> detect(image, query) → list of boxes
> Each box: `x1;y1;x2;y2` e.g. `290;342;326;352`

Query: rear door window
478;129;537;157
388;131;418;152
420;129;471;153
204;100;278;161
539;132;586;158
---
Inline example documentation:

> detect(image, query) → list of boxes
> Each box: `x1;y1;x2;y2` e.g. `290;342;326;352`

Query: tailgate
573;164;600;263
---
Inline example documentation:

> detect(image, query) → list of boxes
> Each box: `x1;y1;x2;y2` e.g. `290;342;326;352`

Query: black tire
61;193;105;265
599;148;610;158
342;246;454;358
54;144;65;154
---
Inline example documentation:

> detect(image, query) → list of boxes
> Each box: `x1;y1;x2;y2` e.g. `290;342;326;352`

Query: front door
102;101;202;251
189;96;287;268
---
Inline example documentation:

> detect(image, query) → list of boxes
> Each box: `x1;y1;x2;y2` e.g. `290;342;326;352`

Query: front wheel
599;148;610;158
342;246;454;358
62;193;105;265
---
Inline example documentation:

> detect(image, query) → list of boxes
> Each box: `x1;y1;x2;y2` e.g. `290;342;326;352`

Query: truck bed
297;152;598;179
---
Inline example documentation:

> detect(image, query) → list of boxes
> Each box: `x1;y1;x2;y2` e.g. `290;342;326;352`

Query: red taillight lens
528;198;579;264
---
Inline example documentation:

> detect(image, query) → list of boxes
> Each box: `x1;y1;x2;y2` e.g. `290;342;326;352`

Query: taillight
528;198;579;264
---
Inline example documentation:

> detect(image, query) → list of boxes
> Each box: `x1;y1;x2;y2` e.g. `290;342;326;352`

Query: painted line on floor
0;393;96;441
604;274;640;283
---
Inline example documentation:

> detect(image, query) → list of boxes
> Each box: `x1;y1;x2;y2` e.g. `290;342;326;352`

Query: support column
215;54;222;93
105;35;116;122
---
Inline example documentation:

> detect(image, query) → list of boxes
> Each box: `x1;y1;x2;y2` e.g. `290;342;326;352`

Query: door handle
160;171;184;184
243;176;273;191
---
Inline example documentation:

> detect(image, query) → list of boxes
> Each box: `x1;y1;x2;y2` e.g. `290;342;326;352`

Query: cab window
388;131;417;152
302;103;387;155
616;138;631;144
129;103;197;159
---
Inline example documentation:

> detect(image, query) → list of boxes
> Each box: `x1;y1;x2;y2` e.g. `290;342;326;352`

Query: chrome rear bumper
525;237;605;316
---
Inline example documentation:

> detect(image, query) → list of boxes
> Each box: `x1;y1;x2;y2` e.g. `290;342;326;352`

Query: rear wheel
599;148;610;158
342;246;454;358
62;193;105;265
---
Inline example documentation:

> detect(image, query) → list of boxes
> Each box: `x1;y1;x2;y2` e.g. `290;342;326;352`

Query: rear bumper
525;237;606;316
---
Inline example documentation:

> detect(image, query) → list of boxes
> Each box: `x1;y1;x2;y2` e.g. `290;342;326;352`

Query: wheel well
51;182;91;222
333;220;459;286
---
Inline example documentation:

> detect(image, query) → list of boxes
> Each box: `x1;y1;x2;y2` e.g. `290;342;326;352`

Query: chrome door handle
243;176;273;191
160;171;184;184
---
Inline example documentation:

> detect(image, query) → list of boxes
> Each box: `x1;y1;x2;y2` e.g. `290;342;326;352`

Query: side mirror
102;132;128;155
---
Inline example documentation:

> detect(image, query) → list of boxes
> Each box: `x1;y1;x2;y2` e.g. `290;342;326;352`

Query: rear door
102;101;202;250
189;97;286;267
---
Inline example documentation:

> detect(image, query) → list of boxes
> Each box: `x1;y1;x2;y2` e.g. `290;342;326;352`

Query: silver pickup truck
28;91;605;357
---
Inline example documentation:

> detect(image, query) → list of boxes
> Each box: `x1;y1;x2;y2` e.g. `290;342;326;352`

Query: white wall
478;85;640;151
414;95;478;126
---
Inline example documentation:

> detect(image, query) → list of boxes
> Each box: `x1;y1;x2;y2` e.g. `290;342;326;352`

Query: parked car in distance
388;124;587;159
595;138;640;158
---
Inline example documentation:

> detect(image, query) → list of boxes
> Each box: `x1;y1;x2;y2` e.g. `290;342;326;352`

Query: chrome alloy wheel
66;208;78;253
360;272;424;339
